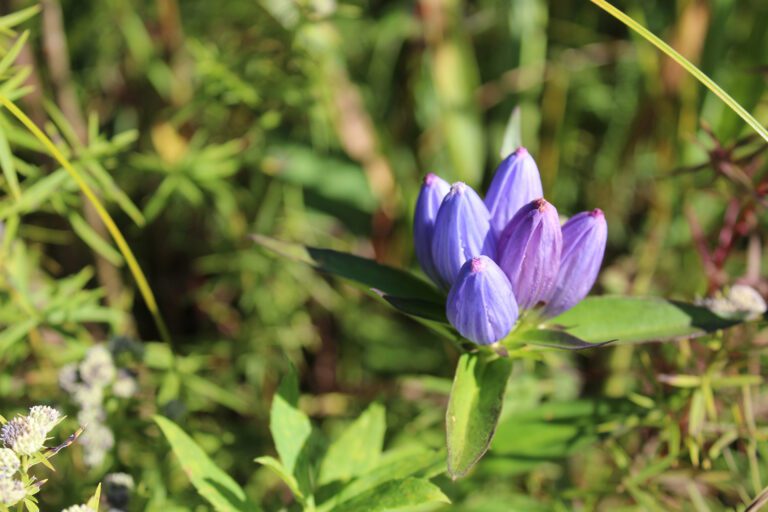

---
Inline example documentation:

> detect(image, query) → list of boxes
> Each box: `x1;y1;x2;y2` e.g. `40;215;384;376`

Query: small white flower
28;405;61;434
0;477;26;506
73;385;104;410
60;505;96;512
702;284;767;321
58;363;80;393
112;370;138;399
81;423;114;468
79;345;116;388
0;448;19;478
0;417;46;455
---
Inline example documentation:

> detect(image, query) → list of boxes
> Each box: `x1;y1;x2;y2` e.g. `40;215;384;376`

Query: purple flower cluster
414;148;607;345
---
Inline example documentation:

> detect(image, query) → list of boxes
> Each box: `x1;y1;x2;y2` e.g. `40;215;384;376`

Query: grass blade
0;93;171;344
591;0;768;144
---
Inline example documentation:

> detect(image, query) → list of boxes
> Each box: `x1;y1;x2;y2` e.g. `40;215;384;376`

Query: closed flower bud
543;209;607;317
485;147;544;237
413;173;451;285
431;182;496;289
1;417;46;456
0;449;19;479
446;256;518;345
0;478;25;506
497;198;562;311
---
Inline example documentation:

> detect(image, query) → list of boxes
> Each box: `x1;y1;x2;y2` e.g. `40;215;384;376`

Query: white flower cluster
60;505;96;512
0;477;25;506
0;405;61;507
59;345;137;467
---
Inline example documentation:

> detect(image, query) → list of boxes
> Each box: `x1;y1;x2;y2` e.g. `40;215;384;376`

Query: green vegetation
1;0;768;510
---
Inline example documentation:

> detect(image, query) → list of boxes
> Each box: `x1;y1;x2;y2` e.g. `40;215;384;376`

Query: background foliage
1;0;768;510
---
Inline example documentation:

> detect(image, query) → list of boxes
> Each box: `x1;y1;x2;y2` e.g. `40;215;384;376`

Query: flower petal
430;182;496;290
543;209;607;317
497;198;562;310
413;173;451;285
447;256;518;345
484;147;543;237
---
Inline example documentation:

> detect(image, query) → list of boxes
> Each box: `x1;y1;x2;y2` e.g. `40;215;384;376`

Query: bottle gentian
414;148;607;346
484;147;543;237
496;198;562;311
430;182;496;290
414;173;451;285
543;209;607;318
447;256;518;345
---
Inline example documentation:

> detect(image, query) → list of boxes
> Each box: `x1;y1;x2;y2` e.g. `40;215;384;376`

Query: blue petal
447;256;518;345
414;173;451;286
430;182;496;290
497;198;562;311
484;147;543;238
543;209;607;318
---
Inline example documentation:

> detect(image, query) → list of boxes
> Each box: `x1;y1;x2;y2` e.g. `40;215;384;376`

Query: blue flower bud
485;147;543;237
497;198;562;311
430;182;496;289
543;209;607;318
413;173;451;285
447;256;518;345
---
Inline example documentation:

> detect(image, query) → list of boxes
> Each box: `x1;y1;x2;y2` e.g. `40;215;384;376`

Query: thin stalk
0;94;171;344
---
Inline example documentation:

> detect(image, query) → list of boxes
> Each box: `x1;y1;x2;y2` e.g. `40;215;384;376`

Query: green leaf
68;212;124;266
255;455;303;499
86;483;102;510
252;235;443;302
548;296;741;344
515;328;613;350
446;352;512;479
376;293;448;323
270;368;316;497
319;403;386;485
329;477;450;512
270;369;312;474
154;416;258;512
318;447;444;511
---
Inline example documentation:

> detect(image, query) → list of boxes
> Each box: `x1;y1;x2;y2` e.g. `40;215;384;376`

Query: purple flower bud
413;173;451;285
497;198;562;311
447;256;518;345
431;182;496;289
485;147;544;237
543;209;607;318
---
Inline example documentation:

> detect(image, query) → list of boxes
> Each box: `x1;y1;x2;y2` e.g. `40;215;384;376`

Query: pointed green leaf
329;477;450;512
270;369;312;475
446;352;512;478
255;456;303;499
548;296;742;344
86;483;101;509
270;368;317;498
252;235;444;302
318;403;386;485
319;447;444;511
154;416;258;512
515;328;613;350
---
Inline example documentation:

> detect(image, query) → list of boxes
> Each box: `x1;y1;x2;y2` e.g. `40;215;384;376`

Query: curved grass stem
0;93;171;344
591;0;768;144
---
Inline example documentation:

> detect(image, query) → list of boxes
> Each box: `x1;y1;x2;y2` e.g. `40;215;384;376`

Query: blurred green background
1;0;768;509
